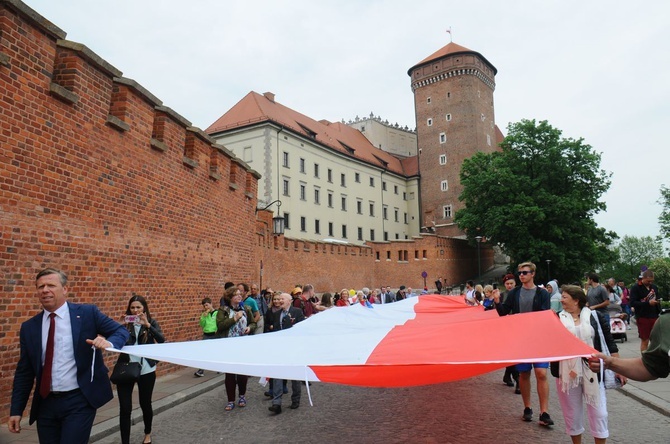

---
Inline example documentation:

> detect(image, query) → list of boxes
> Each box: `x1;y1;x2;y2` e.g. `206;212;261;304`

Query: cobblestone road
95;370;670;444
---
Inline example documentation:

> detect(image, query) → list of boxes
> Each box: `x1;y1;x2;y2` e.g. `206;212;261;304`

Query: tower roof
408;41;497;76
206;91;419;177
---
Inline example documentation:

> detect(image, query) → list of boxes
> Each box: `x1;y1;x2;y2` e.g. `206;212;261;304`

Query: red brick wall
255;211;494;294
0;2;258;421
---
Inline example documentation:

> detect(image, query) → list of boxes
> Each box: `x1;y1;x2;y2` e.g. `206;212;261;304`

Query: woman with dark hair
553;285;626;444
116;294;165;444
216;285;256;411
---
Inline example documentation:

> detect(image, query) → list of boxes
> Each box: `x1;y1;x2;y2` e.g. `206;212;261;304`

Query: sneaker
522;407;533;422
264;391;273;398
627;326;632;330
194;370;204;377
539;412;554;426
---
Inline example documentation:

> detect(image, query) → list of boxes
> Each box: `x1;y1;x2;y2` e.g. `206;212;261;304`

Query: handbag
110;360;141;384
592;311;621;389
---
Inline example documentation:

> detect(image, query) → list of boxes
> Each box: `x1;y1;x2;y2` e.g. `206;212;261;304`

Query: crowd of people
7;266;669;444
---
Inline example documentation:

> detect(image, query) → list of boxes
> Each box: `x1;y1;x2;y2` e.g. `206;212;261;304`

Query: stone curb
618;384;670;418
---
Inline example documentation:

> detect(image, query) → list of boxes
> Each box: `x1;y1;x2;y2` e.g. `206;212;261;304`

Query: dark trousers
225;373;248;402
272;378;301;406
36;389;95;444
117;371;156;444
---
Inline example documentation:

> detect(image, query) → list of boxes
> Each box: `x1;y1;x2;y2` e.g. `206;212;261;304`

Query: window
443;205;452;219
439;132;446;144
283;178;290;196
394;185;398;194
487;134;491;146
300;183;306;200
283;212;290;229
423;250;427;259
300;216;306;232
383;205;388;220
341;196;347;211
447;92;451;98
376;251;380;261
341;225;347;239
243;146;252;162
328;192;333;208
369;177;374;187
315;219;320;234
387;251;391;260
481;113;485;121
340;173;346;187
370;229;375;241
314;188;320;204
369;202;375;217
427;97;431;104
384;231;388;241
439;154;447;165
395;233;399;240
446;114;452;121
394;208;399;222
327;168;333;183
404;212;408;224
403;192;407;200
357;200;363;214
355;172;360;183
427;118;433;126
441;180;448;191
299;158;305;173
282;152;289;167
382;181;387;191
357;227;363;241
328;222;333;237
314;163;319;178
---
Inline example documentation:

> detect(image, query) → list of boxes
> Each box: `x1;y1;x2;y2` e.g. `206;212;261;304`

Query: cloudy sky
26;0;669;242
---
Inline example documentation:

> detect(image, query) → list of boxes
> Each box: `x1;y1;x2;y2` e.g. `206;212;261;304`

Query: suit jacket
10;302;129;424
269;306;305;331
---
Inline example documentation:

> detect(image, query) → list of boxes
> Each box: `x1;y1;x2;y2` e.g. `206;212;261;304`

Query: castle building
408;42;502;237
346;113;418;158
207;41;502;243
206;92;421;244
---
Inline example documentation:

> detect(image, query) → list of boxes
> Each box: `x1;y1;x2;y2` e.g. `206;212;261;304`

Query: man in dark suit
8;268;129;443
268;292;305;415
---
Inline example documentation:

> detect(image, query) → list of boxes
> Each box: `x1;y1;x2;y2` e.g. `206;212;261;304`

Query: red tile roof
408;41;497;76
206;91;419;177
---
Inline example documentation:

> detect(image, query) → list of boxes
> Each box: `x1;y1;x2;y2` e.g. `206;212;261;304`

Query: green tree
659;185;670;240
598;235;664;285
455;119;616;284
649;257;670;298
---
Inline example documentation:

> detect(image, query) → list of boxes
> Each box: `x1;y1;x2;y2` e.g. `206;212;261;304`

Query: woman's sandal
238;395;246;407
225;402;235;411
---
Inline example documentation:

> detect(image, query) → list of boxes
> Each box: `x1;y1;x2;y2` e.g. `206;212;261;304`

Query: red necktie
39;313;56;398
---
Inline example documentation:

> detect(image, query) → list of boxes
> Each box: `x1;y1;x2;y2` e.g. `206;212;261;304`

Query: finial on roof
446;27;453;43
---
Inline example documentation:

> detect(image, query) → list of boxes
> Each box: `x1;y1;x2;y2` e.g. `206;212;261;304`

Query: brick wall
0;1;259;420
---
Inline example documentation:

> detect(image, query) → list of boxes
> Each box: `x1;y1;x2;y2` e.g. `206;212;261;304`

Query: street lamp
255;199;284;235
546;259;551;280
475;236;483;281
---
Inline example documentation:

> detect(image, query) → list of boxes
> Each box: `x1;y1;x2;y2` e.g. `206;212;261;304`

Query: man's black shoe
268;405;282;414
289;402;300;409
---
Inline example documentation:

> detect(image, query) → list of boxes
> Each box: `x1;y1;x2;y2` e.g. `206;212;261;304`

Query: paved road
94;370;669;444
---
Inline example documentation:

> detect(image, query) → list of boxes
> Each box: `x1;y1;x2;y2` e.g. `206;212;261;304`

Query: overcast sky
25;0;670;242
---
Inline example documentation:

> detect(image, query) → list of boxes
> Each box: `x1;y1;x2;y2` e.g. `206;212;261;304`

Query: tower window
446;114;452;121
427;118;433;126
487;134;492;146
481;113;486;121
443;205;453;219
447;92;451;98
441;180;448;191
439;154;447;165
427;97;431;104
439;133;446;144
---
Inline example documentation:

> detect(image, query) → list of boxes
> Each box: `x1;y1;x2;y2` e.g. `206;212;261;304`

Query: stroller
609;316;628;343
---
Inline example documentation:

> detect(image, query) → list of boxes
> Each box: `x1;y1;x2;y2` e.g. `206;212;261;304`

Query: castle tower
408;42;498;237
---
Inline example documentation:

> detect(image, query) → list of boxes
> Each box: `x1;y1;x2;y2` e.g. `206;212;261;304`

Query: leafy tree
649;257;670;298
455;119;616;284
659;185;670;240
598;235;664;285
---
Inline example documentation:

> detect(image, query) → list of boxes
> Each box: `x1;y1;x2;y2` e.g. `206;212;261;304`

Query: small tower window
427;97;431;104
439;133;446;144
439;154;447;165
427;118;433;126
446;114;452;122
441;180;448;191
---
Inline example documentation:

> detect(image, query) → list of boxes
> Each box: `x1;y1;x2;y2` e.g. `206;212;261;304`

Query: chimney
263;92;275;103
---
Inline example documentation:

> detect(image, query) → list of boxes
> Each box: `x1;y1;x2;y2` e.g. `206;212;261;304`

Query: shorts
516;362;549;372
637;317;658;340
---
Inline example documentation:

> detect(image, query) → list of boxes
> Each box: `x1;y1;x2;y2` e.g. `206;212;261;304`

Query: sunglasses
517;270;532;275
